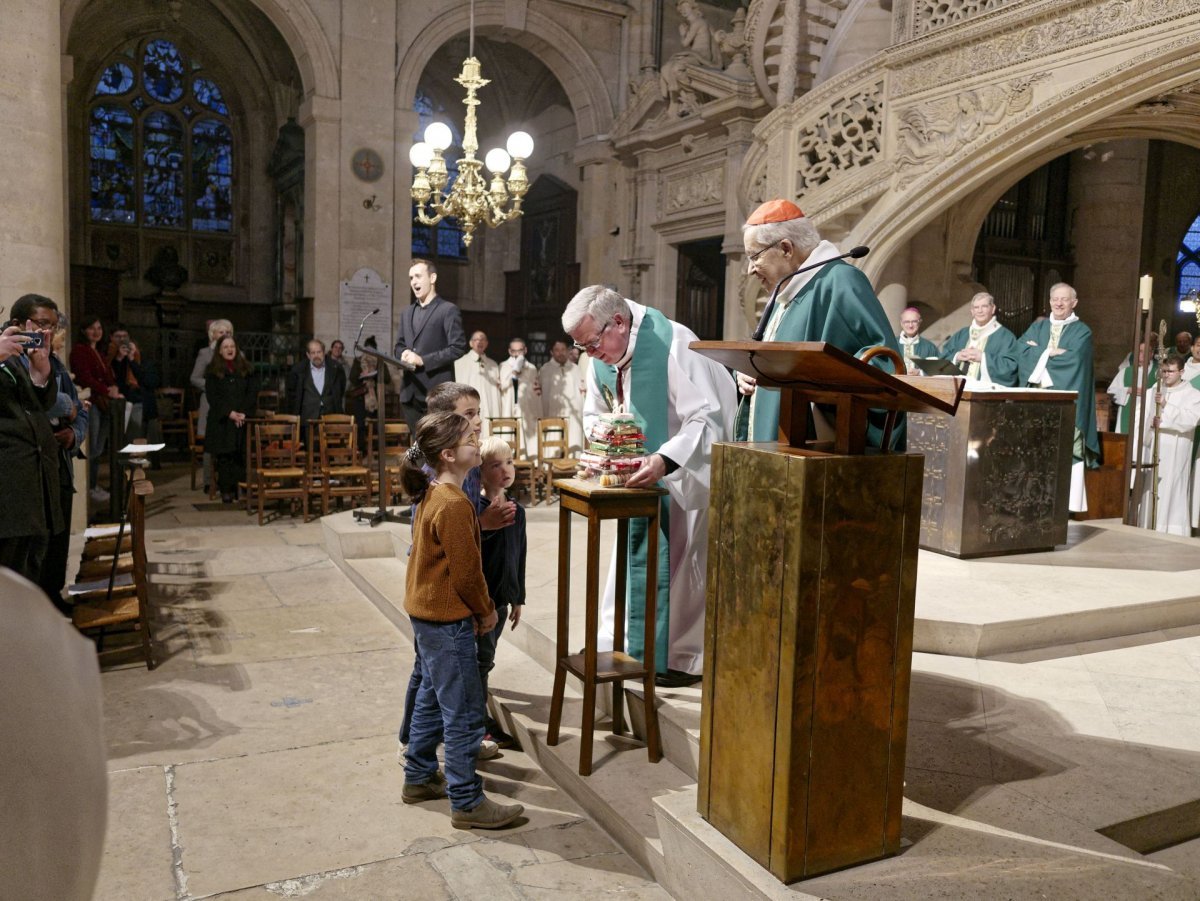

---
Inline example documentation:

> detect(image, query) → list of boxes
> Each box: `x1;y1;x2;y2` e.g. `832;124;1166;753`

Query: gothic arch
853;45;1200;281
395;1;614;143
60;0;339;100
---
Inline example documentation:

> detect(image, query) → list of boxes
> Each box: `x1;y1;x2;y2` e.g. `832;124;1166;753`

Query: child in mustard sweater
399;411;523;830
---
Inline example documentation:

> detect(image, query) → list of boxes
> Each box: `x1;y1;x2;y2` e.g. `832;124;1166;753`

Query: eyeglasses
747;239;782;263
28;317;57;330
572;322;611;354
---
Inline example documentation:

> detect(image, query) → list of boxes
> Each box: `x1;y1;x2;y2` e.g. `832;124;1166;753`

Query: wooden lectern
691;341;961;883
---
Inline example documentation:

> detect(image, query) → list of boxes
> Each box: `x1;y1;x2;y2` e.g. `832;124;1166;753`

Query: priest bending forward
563;286;736;688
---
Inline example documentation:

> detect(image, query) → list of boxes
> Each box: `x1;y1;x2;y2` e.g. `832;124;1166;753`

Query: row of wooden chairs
489;416;579;505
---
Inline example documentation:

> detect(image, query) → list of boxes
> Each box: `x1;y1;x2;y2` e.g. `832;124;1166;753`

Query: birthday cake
578;412;646;486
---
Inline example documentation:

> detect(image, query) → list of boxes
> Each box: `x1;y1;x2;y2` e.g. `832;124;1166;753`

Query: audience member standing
498;338;541;455
70;316;122;503
394;259;468;434
0;313;62;586
328;339;350;382
454;331;502;421
205;335;257;504
12;296;86;608
538;339;584;453
107;324;148;440
1018;282;1099;512
398;411;523;830
288;339;346;433
347;335;391;449
190;319;233;494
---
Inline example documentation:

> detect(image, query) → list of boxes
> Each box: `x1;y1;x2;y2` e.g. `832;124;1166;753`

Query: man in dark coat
394;258;467;434
287;339;346;432
0;311;63;586
10;295;86;608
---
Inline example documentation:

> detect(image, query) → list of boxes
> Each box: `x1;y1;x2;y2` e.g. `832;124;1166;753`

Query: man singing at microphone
737;199;902;449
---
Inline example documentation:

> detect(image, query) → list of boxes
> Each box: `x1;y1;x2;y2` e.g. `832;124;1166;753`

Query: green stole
592;307;672;673
1119;359;1157;434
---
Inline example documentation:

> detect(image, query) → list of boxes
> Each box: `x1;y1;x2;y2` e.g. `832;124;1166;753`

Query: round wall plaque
351;148;384;182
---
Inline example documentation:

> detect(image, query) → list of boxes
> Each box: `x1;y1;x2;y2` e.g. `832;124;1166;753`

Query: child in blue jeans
475;437;527;747
399;411;523;830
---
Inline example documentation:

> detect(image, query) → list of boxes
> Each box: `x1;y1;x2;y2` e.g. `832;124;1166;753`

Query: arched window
1178;212;1200;309
411;91;466;260
88;38;233;234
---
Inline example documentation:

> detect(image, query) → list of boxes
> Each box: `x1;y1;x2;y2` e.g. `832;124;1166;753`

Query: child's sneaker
477;738;500;760
486;729;518;750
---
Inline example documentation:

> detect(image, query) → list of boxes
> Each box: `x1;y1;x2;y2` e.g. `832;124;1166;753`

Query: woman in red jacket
69;316;121;502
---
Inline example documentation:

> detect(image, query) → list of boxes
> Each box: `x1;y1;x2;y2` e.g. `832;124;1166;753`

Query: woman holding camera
204;335;257;504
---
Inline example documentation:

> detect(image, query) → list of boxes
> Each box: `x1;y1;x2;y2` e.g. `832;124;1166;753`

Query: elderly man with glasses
737;199;902;449
562;285;736;688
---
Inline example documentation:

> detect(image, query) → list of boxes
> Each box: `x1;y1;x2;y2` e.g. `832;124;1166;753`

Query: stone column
1068;139;1148;375
0;0;65;303
575;139;622;286
299;94;342;339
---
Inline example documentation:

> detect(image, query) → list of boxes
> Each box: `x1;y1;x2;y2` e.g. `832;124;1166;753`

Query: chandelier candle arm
409;52;534;246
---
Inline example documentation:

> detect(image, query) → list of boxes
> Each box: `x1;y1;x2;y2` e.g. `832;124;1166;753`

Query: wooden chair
537;417;579;504
256;388;281;418
315;418;372;515
156;387;188;448
71;471;155;669
366;420;411;506
251;419;308;525
489;417;543;504
187;410;206;491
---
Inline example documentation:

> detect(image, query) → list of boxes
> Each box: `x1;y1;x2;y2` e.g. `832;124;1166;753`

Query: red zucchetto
745;199;805;225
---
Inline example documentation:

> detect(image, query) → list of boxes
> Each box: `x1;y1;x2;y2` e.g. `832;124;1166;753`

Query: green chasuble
900;335;939;367
939;322;1020;386
592;308;672;673
743;260;904;449
1017;317;1101;466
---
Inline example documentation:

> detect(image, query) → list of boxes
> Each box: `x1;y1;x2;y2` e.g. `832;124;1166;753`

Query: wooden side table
546;477;666;776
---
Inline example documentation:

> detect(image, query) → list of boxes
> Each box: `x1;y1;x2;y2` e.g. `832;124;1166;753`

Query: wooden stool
546;478;665;776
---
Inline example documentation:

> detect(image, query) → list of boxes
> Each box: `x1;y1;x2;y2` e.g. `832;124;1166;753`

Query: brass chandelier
408;1;533;248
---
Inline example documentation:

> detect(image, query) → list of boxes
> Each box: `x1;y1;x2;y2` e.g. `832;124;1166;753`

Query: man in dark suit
287;339;346;433
0;314;62;586
394;258;467;433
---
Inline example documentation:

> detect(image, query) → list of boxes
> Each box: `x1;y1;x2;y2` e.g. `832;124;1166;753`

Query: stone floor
86;463;669;900
82;460;1200;900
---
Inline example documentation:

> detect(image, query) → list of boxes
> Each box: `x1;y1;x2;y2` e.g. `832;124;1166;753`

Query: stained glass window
87;38;234;234
89;105;135;223
193;78;228;115
192;119;233;232
1179;214;1200;309
143;111;184;227
143;39;184;103
95;63;134;96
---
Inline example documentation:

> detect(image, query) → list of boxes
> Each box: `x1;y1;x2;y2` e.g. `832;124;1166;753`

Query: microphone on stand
354;308;380;354
751;245;870;341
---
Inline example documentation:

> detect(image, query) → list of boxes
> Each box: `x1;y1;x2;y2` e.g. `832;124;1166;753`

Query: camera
16;331;44;350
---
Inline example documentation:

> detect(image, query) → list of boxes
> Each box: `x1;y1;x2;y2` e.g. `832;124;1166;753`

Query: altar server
1138;355;1200;535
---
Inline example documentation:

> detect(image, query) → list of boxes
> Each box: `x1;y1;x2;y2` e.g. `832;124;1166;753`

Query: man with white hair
563;286;735;687
737;199;902;448
939;291;1019;387
1018;282;1100;512
897;307;938;374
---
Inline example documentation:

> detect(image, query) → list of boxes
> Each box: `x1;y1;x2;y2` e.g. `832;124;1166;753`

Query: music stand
351;342;412;527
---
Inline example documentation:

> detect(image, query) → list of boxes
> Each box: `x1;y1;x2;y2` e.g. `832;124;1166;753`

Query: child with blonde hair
474;436;528;747
399;411;523;830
